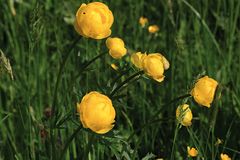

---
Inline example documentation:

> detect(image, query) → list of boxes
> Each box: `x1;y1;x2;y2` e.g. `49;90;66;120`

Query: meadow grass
0;0;240;159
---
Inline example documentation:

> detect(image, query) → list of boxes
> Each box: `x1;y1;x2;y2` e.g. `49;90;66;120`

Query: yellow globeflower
110;63;118;71
131;52;147;69
139;16;148;27
106;37;127;59
74;2;114;39
220;153;231;160
161;54;170;70
142;53;169;82
176;104;192;127
148;25;159;33
187;146;198;157
191;76;218;108
77;91;116;134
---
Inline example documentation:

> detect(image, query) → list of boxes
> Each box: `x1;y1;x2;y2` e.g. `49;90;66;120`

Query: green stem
50;36;81;159
55;110;73;128
170;124;180;160
109;70;144;98
84;134;94;159
127;117;174;142
220;146;240;154
60;126;82;160
110;68;131;86
66;52;107;94
181;0;222;58
127;94;191;142
152;94;191;118
73;52;107;81
51;37;81;122
187;127;203;157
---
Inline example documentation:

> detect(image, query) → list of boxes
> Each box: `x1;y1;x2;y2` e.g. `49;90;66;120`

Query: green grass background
0;0;240;159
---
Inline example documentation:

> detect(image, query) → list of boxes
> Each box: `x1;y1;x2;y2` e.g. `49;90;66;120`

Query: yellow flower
220;153;231;160
77;91;116;134
139;16;148;27
142;53;169;82
191;76;218;108
131;52;147;69
187;146;198;157
161;55;170;70
110;63;118;70
148;25;159;33
74;2;114;39
106;37;127;59
176;104;192;126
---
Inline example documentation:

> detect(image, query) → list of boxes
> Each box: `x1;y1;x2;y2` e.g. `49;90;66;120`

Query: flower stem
109;70;144;98
127;117;174;142
50;36;81;159
127;94;191;142
66;52;107;94
152;93;191;118
51;37;82;123
59;126;82;160
170;124;180;160
73;52;107;81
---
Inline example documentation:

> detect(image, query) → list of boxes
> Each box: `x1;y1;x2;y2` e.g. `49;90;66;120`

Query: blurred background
0;0;240;159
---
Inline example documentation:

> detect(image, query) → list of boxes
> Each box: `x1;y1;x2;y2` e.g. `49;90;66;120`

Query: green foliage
0;0;240;159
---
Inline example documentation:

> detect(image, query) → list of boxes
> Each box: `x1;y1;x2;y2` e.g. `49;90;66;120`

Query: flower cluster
131;52;169;82
73;2;227;159
139;16;159;34
74;2;169;134
175;76;218;127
